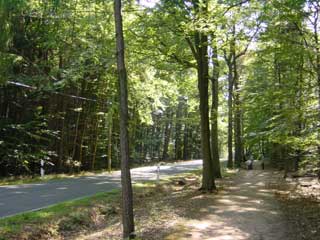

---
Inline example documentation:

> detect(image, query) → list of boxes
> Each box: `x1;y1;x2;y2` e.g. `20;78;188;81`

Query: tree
211;38;222;178
192;0;216;191
114;0;135;238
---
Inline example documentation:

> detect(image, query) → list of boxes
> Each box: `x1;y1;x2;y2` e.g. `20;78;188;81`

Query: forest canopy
0;0;319;180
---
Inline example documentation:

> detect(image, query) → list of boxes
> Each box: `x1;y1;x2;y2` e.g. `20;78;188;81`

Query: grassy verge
0;168;236;240
0;189;120;240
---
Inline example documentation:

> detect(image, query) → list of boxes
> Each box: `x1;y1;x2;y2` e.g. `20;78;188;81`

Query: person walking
245;159;253;170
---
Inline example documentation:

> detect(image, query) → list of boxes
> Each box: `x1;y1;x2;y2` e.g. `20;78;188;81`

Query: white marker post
40;160;45;178
156;163;160;184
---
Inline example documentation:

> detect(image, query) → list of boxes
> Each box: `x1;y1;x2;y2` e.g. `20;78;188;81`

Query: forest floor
72;169;320;240
1;168;319;240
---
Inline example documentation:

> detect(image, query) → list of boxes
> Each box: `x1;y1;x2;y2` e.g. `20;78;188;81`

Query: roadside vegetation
1;0;320;239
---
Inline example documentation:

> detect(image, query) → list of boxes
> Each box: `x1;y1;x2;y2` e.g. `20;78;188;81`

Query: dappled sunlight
240;182;252;186
215;198;235;204
166;218;251;240
247;199;262;204
258;189;272;193
165;170;288;240
254;181;265;186
225;195;249;200
199;208;209;213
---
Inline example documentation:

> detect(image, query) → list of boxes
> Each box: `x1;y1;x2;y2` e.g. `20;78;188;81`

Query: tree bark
193;0;216;191
108;113;113;172
183;123;189;160
227;62;234;169
175;99;183;160
233;54;243;168
91;116;100;170
211;41;221;178
315;30;320;177
162;111;172;161
114;0;135;238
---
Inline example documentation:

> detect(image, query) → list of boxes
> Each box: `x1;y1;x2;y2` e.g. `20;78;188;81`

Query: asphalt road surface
0;160;202;218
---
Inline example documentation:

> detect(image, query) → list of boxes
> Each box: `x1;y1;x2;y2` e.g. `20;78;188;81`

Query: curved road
0;160;202;218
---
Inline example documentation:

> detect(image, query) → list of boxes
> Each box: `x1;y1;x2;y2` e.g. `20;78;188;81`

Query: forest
1;0;320;239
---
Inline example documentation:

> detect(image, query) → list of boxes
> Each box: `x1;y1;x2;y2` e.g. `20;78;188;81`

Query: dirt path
165;170;291;240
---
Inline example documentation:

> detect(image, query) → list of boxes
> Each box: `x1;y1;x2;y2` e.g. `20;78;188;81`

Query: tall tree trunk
227;63;233;169
211;42;221;178
72;106;81;162
162;114;172;161
193;0;216;191
114;0;135;238
108;113;113;172
79;116;88;169
183;123;189;160
175;99;183;160
58;97;66;172
233;56;243;168
91;116;100;170
316;37;320;178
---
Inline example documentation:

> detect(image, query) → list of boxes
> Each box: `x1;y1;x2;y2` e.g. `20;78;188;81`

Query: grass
0;189;120;239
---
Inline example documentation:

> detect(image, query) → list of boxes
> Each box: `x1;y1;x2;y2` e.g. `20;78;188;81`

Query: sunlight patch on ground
170;219;250;240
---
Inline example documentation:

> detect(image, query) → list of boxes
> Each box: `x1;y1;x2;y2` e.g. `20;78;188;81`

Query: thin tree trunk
162;116;171;161
79;116;87;168
211;41;221;178
175;100;183;160
58;98;66;172
183;123;189;160
233;56;243;168
72;107;81;161
316;37;320;177
108;114;113;172
114;0;135;238
91;116;100;170
227;63;233;169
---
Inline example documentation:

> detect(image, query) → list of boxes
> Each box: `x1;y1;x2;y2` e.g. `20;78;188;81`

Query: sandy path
165;170;291;240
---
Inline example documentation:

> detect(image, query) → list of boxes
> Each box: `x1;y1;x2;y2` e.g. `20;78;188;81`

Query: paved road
0;160;202;218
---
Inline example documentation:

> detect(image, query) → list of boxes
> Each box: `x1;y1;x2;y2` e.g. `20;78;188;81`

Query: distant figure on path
245;159;253;170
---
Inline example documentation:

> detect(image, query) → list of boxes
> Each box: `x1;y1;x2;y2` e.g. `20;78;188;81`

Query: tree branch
185;36;198;61
236;21;261;59
223;0;250;16
158;40;196;69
